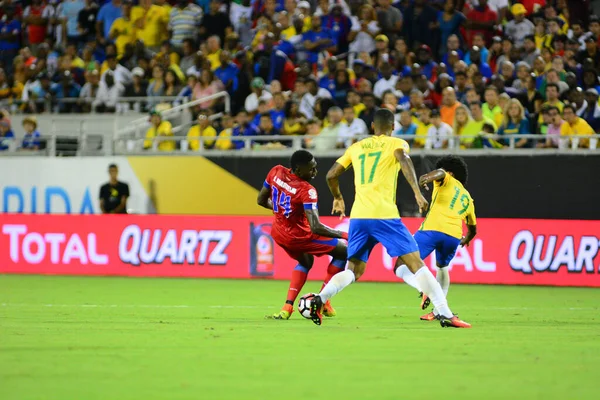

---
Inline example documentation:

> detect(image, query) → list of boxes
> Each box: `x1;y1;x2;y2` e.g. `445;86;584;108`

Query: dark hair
455;71;467;78
546;83;559;92
484;85;499;94
435;155;468;185
373;108;395;130
284;100;299;118
562;104;577;114
108;163;118;170
482;123;495;133
469;101;482;108
524;34;535;42
290;150;314;170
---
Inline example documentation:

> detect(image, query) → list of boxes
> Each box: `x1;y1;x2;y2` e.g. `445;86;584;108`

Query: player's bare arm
304;208;347;239
418;169;447;191
256;186;273;210
461;223;477;247
394;149;429;213
326;162;347;218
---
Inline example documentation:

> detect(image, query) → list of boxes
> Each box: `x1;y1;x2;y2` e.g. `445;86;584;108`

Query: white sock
432;267;450;315
395;264;422;292
414;267;452;318
319;269;355;302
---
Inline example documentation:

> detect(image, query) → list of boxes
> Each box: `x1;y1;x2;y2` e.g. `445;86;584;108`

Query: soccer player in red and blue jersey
257;150;348;320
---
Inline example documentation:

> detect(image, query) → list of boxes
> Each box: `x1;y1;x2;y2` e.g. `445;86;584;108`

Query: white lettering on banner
510;231;600;274
1;224;108;265
119;225;233;266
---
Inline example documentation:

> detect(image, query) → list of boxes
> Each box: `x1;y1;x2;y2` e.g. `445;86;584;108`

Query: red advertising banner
0;215;599;287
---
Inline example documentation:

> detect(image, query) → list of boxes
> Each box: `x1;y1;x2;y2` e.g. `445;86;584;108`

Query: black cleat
309;295;324;326
419;292;431;310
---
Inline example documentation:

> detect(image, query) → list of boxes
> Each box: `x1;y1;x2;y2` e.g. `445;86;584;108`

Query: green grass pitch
1;275;599;400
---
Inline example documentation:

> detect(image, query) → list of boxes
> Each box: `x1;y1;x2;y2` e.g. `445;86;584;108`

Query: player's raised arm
418;169;447;191
394;148;429;213
326;162;348;218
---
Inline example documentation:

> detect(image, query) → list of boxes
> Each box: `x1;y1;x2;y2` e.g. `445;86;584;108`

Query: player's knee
347;262;366;280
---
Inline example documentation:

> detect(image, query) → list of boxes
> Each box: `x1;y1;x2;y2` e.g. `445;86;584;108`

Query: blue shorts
347;219;419;262
413;230;461;267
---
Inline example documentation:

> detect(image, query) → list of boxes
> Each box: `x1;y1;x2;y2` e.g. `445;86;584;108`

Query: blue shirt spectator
321;7;351;52
394;123;417;137
231;122;258;150
97;0;123;39
60;0;86;39
270;109;285;130
214;62;239;93
0;120;14;151
302;17;337;66
22;131;42;150
319;74;336;97
0;19;21;51
438;8;465;55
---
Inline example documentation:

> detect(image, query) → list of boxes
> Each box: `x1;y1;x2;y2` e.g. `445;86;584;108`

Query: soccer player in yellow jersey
308;109;471;328
395;155;477;321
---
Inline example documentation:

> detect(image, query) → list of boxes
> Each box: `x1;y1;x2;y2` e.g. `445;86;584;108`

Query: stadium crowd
0;0;599;151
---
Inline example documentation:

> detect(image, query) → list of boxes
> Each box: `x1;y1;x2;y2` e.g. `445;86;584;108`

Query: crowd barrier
1;215;598;287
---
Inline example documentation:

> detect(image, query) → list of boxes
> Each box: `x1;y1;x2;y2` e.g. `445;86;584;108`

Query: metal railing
115;91;231;141
1;133;598;157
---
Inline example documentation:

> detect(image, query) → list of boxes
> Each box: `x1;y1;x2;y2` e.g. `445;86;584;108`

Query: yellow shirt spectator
207;50;222;71
144;120;175;151
71;57;86;69
132;5;169;48
414;120;430;148
187;124;217;150
215;128;233;150
482;103;503;127
560;116;593;148
280;26;296;41
110;17;137;57
352;103;366;118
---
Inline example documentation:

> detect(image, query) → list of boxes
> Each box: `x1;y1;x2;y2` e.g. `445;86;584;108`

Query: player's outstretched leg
321;258;345;317
394;264;430;311
309;259;365;326
269;254;314;320
397;252;470;328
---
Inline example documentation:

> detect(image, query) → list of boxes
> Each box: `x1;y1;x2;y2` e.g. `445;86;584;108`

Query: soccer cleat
309;295;324;326
419;292;431;310
267;304;294;320
439;315;472;328
322;300;336;317
420;311;437;321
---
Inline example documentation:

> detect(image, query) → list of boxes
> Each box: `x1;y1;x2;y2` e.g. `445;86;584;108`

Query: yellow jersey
110;18;136;57
336;135;410;219
144;121;175;151
420;173;476;239
560;117;593;147
353;103;366;118
187;125;217;150
131;5;169;47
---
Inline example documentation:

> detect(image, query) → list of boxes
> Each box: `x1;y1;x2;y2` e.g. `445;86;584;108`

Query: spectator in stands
498;99;530;148
377;0;403;46
302;15;337;68
173;72;196;107
164;70;180;98
188;111;217;150
348;4;380;55
440;87;459;126
179;40;196;74
0;6;21;75
322;5;351;53
299;78;331;120
453;102;472;140
581;88;600;132
0;68;23;102
102;54;132;86
333;69;352;107
94;70;123;113
54;71;81;113
147;65;166;105
561;104;594;148
462;101;497;147
403;0;438;52
483;86;503;127
109;1;135;58
78;0;99;44
244;76;271;114
0;118;14;151
122;67;147;111
540;83;564;123
132;0;169;53
519;73;543;115
467;46;492;79
522;35;540;67
464;0;497;46
214;51;239;95
23;0;50;50
96;0;122;45
342;104;368;139
257;112;281;145
540;106;562;148
144;110;174;151
169;0;202;48
578;36;600;68
311;106;346;150
438;1;465;56
505;3;534;48
281;100;306;136
79;69;101;113
373;62;398;100
199;0;232;43
426;109;453;149
21;116;41;151
230;110;257;149
394;109;417;139
99;164;129;214
359;92;378;134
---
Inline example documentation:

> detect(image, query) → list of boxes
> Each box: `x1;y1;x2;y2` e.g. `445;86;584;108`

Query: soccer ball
298;293;316;319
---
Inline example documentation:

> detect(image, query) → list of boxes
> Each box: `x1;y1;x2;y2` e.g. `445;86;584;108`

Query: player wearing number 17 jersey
308;109;471;328
257;150;348;320
395;155;477;321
